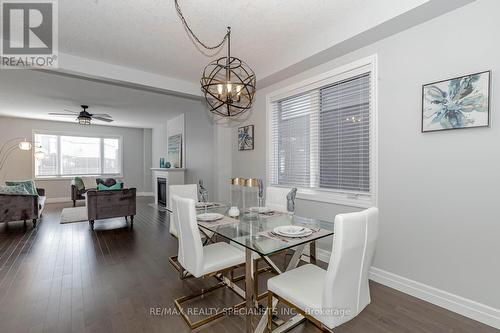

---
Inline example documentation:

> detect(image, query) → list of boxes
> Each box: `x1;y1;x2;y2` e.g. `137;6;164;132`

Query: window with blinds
34;133;122;178
268;67;373;199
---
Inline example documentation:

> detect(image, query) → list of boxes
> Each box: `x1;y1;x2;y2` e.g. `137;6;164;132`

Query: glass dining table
168;203;335;333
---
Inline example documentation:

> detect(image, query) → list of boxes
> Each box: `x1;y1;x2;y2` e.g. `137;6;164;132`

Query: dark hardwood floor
0;198;497;333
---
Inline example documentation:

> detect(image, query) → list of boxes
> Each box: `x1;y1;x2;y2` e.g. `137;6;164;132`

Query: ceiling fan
49;105;113;125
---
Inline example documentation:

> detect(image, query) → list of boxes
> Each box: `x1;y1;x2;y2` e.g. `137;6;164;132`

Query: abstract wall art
167;134;182;168
238;125;254;151
422;71;490;132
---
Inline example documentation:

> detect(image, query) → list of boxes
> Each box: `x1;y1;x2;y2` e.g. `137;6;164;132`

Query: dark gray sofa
0;188;46;227
86;188;136;229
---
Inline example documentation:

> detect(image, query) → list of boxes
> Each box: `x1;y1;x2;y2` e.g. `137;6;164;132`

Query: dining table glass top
171;203;335;257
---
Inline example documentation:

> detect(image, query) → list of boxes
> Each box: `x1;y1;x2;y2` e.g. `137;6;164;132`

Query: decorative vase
228;206;240;218
160;158;165;168
165;161;171;168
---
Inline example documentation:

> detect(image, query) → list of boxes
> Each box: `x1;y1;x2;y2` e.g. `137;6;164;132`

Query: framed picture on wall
422;71;491;132
238;125;254;151
167;134;182;168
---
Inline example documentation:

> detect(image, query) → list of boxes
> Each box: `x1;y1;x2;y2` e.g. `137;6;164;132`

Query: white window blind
269;71;372;196
34;133;122;178
320;73;371;192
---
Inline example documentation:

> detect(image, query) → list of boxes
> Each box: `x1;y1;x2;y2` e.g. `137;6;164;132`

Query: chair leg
130;215;134;227
174;276;246;329
73;200;76;207
89;220;95;230
169;255;192;279
32;219;37;228
268;291;274;332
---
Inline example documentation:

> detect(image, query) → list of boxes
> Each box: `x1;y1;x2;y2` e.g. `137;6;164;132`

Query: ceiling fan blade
49;112;76;116
93;116;114;123
91;114;112;118
63;109;80;113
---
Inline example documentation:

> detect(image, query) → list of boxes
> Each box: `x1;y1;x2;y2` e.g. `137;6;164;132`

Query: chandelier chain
174;0;228;50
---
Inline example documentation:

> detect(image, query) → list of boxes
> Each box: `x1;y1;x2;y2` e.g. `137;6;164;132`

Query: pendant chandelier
175;1;256;118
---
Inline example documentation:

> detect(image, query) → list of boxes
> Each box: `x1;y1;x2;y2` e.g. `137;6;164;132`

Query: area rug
60;206;88;224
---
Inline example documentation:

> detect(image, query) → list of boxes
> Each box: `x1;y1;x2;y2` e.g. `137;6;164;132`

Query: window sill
295;188;374;208
35;175;123;181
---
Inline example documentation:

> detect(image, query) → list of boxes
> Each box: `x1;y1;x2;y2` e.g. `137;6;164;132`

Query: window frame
266;55;378;208
32;130;124;180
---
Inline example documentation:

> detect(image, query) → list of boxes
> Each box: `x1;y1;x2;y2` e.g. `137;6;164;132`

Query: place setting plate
196;213;224;222
273;225;313;238
248;206;275;214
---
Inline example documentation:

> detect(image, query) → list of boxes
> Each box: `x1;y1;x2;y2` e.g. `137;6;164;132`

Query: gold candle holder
244;178;260;187
230;177;247;186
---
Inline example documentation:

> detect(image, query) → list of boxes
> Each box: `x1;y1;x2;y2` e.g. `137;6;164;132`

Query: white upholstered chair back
265;186;291;212
320;207;379;328
172;195;204;278
169;184;198;237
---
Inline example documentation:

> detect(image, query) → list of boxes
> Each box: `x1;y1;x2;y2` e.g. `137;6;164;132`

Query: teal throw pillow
0;185;30;195
108;182;122;190
97;182;122;190
6;180;37;195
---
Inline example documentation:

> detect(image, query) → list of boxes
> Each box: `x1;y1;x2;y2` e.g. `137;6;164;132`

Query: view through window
34;133;122;177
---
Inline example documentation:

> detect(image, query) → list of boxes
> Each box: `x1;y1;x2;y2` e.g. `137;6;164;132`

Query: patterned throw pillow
0;185;30;195
5;180;37;195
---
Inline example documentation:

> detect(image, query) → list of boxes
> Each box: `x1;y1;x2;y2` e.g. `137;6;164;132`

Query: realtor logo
1;0;58;68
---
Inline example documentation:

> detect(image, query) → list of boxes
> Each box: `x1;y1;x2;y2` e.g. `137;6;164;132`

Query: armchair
71;182;88;207
86;188;136;229
0;188;46;227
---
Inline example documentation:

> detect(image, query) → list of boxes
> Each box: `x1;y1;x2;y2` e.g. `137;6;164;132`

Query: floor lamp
0;137;45;171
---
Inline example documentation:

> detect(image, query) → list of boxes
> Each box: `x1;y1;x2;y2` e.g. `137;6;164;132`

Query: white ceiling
1;0;475;126
60;0;430;84
0;69;199;128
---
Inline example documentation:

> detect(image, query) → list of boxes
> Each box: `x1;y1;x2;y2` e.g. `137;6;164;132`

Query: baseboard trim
137;192;154;197
46;197;71;203
369;267;500;329
309;248;499;329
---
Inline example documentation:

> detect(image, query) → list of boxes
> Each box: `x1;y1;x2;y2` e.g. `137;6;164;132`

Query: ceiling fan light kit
77;106;92;125
49;105;113;125
175;0;256;120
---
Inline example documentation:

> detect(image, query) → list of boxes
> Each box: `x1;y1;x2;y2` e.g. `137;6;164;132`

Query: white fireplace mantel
151;168;185;207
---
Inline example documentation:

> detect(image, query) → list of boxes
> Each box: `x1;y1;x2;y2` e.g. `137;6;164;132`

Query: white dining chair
172;195;247;328
266;207;379;332
265;186;292;212
168;184;198;238
168;184;198;274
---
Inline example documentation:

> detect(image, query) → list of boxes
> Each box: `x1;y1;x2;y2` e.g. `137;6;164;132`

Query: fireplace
157;177;167;207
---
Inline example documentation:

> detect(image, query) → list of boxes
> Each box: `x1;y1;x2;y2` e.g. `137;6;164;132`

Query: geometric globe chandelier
175;1;256;118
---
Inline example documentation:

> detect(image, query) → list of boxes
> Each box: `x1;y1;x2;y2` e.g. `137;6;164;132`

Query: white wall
231;0;500;315
142;129;153;192
151;101;217;200
0;116;151;198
